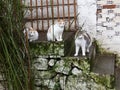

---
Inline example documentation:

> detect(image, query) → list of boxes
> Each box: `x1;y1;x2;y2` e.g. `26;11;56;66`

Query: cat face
24;27;39;42
28;28;37;37
77;34;84;39
75;31;85;39
47;19;65;41
57;19;65;28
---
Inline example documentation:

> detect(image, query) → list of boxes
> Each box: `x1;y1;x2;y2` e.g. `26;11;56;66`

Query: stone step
91;54;116;75
30;41;64;56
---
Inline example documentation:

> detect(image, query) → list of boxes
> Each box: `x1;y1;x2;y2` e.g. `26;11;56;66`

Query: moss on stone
29;41;64;56
30;40;115;90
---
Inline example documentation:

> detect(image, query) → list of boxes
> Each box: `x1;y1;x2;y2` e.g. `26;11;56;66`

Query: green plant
0;0;33;90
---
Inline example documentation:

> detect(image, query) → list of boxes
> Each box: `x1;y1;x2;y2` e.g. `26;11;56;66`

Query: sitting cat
23;27;39;42
74;30;92;56
47;19;65;41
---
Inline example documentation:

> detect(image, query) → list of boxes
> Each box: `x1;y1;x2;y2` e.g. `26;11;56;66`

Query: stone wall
30;42;115;90
33;56;114;90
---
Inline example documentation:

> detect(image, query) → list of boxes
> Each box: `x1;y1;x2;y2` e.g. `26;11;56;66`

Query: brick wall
96;0;120;55
77;0;120;55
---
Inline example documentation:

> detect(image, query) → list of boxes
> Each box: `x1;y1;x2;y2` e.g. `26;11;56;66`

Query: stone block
114;17;120;22
98;18;106;22
102;9;109;14
33;58;48;70
29;41;64;56
55;60;71;75
103;5;116;9
0;84;4;90
34;70;55;79
97;0;107;5
91;54;115;75
114;8;120;13
103;22;116;27
114;1;120;4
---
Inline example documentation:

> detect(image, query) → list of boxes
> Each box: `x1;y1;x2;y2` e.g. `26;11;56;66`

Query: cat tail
85;33;92;48
74;30;80;40
47;26;55;41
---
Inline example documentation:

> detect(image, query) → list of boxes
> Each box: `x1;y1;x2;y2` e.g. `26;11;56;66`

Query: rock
72;67;82;75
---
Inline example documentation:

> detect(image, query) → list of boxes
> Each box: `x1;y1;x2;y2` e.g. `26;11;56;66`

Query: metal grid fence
22;0;77;31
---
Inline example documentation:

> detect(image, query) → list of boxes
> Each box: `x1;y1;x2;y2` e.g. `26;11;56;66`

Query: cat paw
74;54;78;56
29;40;32;42
86;49;89;52
57;39;62;41
82;54;86;56
60;39;63;41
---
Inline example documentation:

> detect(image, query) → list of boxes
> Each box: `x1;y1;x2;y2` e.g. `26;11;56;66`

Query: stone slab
91;54;115;75
30;41;64;56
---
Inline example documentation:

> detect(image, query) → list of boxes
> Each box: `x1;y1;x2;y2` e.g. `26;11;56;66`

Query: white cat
47;19;65;41
74;30;92;56
23;27;39;42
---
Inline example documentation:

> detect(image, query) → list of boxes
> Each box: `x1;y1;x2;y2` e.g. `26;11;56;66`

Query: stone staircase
30;41;116;90
0;41;120;90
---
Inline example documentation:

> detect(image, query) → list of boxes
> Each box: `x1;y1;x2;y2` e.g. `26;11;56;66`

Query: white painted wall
77;0;97;38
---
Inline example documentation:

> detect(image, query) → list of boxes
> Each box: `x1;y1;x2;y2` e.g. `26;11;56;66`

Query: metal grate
22;0;77;31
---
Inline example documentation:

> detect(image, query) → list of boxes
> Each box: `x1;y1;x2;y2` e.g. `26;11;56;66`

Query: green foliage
0;0;33;90
90;73;115;89
29;42;64;56
94;40;114;55
53;82;61;90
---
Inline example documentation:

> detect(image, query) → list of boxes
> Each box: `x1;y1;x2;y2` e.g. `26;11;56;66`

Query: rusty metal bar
20;0;22;5
41;0;44;30
68;0;70;29
25;3;75;8
36;0;39;30
46;0;49;28
30;0;33;27
51;0;54;24
74;0;77;29
25;16;74;21
57;0;60;19
62;0;65;19
23;0;77;31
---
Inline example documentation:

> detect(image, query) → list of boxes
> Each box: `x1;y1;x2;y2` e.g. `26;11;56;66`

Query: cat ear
29;27;37;31
63;19;68;24
29;27;33;30
82;30;86;34
57;19;65;22
57;19;61;22
23;27;29;33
